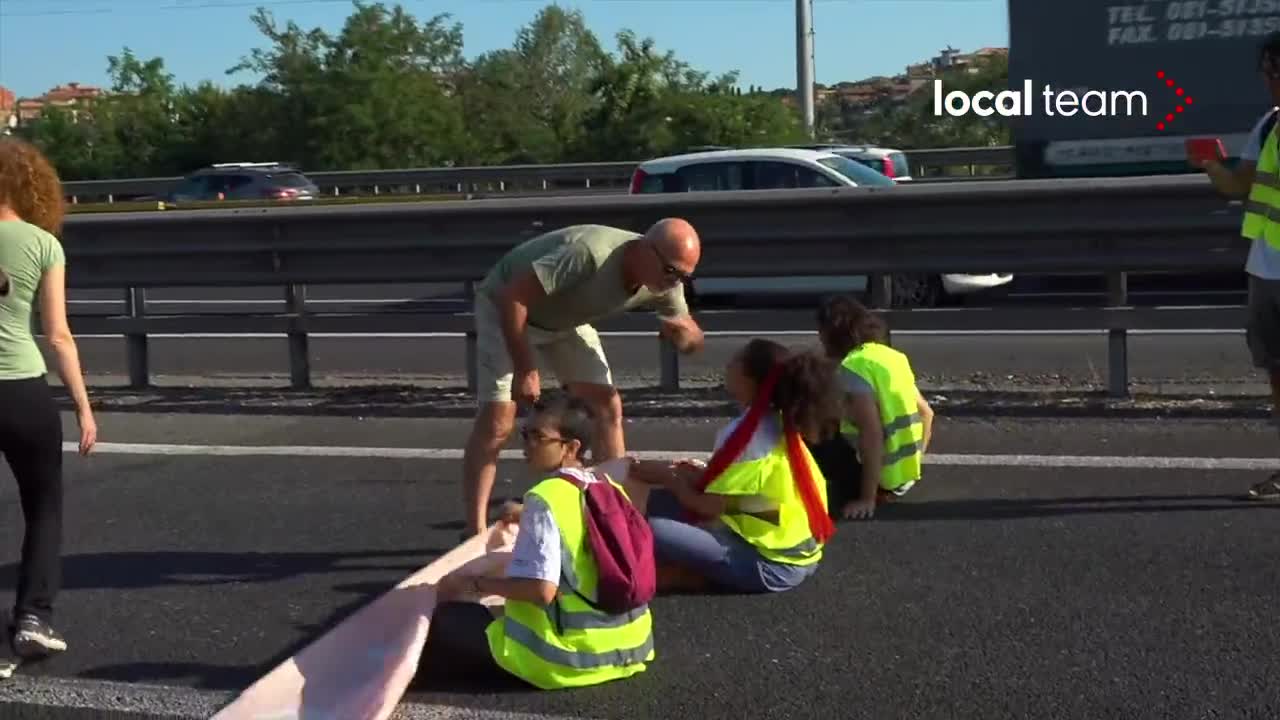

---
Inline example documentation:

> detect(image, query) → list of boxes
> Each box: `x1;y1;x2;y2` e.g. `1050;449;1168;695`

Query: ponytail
773;352;841;445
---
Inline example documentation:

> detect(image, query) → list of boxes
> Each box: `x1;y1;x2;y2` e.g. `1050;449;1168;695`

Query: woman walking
0;137;97;657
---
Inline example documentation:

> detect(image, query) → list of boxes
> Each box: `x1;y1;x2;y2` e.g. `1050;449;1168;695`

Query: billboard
1007;0;1280;175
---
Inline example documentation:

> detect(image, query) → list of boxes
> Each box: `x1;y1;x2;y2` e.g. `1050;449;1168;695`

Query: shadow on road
72;580;406;694
873;494;1278;522
0;549;445;591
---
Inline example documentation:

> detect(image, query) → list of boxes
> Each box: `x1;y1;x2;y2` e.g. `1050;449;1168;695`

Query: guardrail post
868;273;894;344
1107;272;1129;398
286;283;311;389
659;335;680;391
464;281;478;394
125;287;149;388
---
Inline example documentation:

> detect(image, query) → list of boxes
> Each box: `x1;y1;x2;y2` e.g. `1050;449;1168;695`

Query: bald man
458;220;705;536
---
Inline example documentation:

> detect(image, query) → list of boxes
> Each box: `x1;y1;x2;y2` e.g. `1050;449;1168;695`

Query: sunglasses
651;244;694;283
520;426;568;446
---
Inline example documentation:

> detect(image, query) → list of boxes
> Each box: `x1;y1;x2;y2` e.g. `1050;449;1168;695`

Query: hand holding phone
1186;137;1227;167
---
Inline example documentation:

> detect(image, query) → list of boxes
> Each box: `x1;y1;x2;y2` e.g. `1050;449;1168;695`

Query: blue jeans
646;490;817;593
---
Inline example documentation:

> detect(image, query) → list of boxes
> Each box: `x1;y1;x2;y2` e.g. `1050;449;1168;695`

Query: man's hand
513;367;540;406
660;315;705;354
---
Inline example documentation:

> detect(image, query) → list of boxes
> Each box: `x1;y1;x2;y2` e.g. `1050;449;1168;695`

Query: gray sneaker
10;614;67;658
1246;472;1280;501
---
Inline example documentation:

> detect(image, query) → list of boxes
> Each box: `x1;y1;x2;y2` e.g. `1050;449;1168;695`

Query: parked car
166;162;320;203
788;143;914;181
628;147;1011;308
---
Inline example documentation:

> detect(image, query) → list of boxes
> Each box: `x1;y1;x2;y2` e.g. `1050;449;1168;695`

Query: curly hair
738;338;842;444
0;137;67;236
816;294;888;358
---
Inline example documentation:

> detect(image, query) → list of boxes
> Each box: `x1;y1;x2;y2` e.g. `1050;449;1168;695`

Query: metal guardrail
60;146;1015;203
57;173;1243;398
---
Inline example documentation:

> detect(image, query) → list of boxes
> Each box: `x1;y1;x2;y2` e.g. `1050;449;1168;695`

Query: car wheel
888;273;943;309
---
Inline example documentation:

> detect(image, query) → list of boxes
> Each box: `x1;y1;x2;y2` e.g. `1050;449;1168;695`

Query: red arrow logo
1155;70;1192;131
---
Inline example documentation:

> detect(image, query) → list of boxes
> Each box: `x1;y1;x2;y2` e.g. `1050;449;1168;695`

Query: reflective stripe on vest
839;342;924;492
485;475;655;690
1243;122;1280;251
703;414;827;567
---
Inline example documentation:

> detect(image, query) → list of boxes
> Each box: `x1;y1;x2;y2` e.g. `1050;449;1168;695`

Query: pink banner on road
212;458;642;720
211;522;518;720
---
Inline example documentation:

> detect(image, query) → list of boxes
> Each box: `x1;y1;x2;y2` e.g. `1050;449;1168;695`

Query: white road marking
60;441;1278;470
0;674;578;719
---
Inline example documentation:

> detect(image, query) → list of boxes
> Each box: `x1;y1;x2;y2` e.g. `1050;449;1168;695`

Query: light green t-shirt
477;224;689;332
0;219;65;379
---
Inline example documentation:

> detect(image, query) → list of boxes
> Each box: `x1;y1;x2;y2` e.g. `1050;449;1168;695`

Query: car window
675;162;745;191
888;152;911;177
635;172;675;193
816;155;897;186
751;161;842;189
269;172;313;188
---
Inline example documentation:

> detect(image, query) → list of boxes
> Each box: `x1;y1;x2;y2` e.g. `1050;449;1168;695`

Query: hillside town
0;46;1007;135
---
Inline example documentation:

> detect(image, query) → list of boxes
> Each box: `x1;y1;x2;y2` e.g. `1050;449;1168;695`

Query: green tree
459;5;607;165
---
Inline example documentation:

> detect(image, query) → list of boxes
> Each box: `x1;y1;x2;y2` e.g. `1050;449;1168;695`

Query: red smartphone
1185;137;1227;164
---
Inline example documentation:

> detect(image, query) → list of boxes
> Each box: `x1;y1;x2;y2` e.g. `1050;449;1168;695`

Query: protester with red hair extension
632;339;840;593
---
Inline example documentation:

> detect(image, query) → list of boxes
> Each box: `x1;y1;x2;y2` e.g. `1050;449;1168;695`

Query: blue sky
0;0;1007;99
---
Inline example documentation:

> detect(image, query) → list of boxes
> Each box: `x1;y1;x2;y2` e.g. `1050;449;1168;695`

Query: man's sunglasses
651;244;694;283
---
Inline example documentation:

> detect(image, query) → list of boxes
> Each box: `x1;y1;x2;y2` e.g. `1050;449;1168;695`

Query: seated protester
632;338;839;594
812;294;934;521
427;395;655;690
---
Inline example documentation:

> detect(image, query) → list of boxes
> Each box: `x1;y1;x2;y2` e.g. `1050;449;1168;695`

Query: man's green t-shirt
477;224;689;331
0;219;65;380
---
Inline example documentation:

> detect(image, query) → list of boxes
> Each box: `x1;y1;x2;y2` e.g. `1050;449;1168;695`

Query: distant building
15;82;105;125
0;86;15;134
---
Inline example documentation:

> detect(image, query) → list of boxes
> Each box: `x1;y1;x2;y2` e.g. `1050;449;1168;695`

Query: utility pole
795;0;815;138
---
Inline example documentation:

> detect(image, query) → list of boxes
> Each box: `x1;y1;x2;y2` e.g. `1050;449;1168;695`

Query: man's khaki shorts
1246;275;1280;370
474;293;613;403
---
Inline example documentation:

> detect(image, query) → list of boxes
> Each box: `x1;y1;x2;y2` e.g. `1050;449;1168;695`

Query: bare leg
567;382;625;462
461;402;517;536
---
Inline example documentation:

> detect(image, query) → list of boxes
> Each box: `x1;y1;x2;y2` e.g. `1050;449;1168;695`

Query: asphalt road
1;413;1279;718
47;331;1270;394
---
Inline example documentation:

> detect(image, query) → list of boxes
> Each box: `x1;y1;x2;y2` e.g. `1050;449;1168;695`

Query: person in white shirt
422;394;653;690
1193;31;1280;500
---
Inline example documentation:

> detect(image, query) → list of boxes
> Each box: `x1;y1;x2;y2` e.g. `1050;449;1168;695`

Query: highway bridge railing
60;146;1015;204
57;174;1246;398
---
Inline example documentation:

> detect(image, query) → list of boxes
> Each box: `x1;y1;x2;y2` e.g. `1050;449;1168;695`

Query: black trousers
418;602;525;689
0;377;64;622
807;433;864;517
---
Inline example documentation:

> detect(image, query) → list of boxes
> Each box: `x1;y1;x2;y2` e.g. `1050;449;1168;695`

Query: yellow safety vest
703;414;827;567
485;474;655;690
1244;114;1280;251
838;342;924;493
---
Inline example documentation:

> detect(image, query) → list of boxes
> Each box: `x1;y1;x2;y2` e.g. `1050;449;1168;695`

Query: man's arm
495;241;597;376
496;270;546;374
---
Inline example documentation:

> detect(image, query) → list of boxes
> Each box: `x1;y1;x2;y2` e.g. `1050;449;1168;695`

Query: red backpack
557;469;656;614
